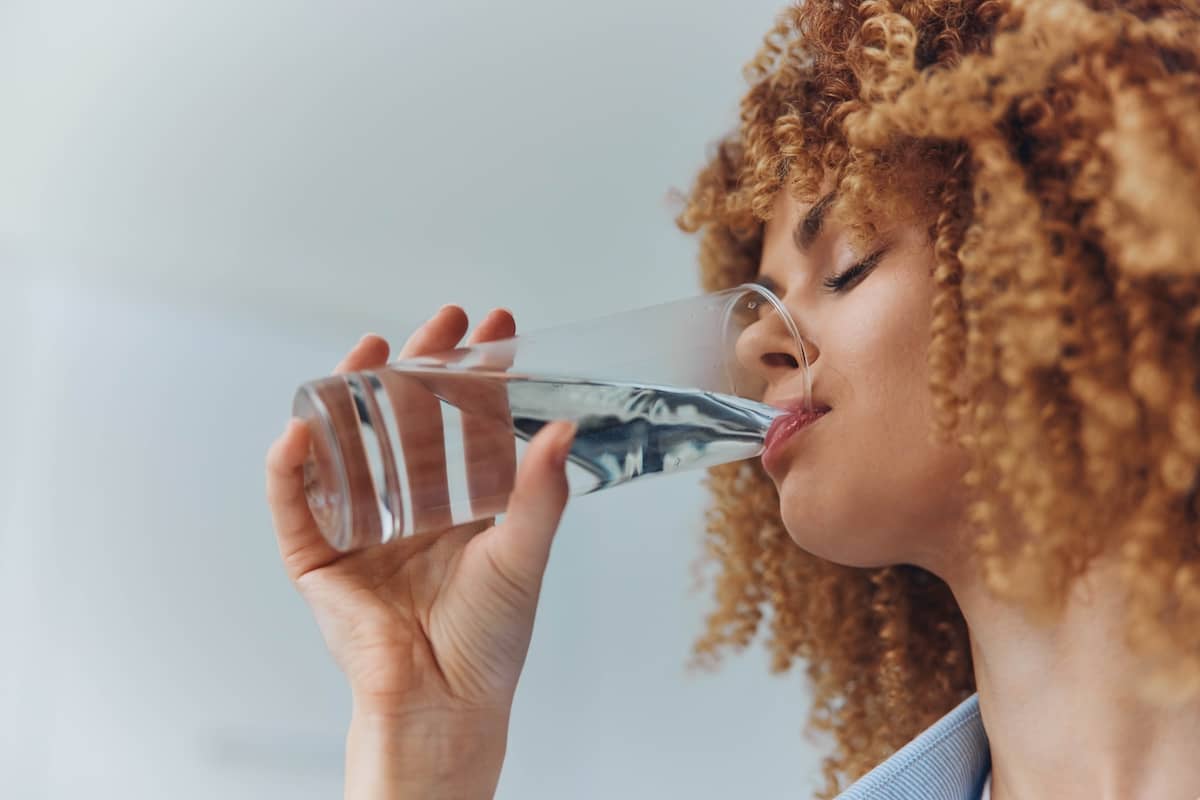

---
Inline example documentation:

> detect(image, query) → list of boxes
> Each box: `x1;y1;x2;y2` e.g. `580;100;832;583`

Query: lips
767;395;830;416
762;398;831;473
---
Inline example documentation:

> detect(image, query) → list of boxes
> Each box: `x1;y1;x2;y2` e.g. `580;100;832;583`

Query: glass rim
727;282;807;364
722;281;811;409
295;383;354;551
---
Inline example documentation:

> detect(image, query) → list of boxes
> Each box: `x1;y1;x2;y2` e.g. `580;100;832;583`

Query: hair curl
676;0;1200;795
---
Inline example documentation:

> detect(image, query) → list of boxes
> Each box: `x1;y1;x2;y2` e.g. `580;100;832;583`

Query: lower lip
762;410;829;475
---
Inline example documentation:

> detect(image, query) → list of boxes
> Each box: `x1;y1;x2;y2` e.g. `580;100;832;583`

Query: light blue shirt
836;693;991;800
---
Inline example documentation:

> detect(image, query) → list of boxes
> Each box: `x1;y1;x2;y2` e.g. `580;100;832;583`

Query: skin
754;183;1200;800
266;307;578;798
750;182;973;574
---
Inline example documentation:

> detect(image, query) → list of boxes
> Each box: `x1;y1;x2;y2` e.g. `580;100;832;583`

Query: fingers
379;305;473;534
474;419;576;593
398;305;469;359
466;308;516;345
462;309;518;520
274;306;513;572
335;333;390;374
266;417;341;580
272;334;391;578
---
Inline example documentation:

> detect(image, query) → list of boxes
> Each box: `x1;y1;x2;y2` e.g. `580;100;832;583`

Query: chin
776;479;899;569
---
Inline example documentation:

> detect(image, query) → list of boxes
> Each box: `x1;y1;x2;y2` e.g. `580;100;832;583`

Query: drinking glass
293;283;810;552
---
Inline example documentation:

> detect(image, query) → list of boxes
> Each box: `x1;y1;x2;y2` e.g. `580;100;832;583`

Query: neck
942;555;1200;800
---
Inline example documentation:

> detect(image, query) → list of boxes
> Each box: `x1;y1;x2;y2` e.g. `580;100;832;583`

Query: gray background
1;1;825;797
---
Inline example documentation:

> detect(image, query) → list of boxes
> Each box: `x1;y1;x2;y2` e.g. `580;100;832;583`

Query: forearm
345;705;509;800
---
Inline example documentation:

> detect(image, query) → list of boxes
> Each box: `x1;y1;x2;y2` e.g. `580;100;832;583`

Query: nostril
762;352;800;369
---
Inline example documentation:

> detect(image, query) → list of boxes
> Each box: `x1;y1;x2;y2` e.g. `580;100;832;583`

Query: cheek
839;267;934;432
776;401;968;568
774;259;970;566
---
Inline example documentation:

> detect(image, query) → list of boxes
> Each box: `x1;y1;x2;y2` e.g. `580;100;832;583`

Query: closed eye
822;247;888;293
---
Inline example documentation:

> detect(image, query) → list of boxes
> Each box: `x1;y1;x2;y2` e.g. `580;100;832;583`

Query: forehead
764;178;924;255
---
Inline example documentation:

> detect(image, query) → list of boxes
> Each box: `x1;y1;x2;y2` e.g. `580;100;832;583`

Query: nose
733;304;817;398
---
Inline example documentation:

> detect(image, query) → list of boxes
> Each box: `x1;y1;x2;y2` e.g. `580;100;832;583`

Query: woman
265;0;1200;797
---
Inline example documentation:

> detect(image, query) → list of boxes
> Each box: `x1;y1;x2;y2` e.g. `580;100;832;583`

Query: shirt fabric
835;693;991;800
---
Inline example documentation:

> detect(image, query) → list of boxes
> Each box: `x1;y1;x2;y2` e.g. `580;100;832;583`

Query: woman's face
747;185;972;573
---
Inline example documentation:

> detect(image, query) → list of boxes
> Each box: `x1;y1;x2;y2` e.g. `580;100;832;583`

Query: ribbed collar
836;693;990;800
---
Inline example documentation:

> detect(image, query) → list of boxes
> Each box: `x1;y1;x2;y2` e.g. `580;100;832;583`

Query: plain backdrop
1;1;827;797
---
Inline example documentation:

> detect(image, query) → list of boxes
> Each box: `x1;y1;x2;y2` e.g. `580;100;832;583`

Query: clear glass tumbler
293;283;810;552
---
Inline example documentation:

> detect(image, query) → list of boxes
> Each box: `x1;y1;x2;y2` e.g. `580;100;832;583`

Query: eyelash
822;248;887;293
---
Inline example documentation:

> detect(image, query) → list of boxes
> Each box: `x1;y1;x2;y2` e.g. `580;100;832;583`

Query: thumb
476;420;577;594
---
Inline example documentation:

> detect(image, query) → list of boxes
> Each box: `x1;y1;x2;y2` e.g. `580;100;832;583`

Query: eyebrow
752;190;837;296
794;190;837;253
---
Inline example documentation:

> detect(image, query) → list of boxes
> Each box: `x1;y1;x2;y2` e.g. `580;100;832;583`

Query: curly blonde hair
676;0;1200;795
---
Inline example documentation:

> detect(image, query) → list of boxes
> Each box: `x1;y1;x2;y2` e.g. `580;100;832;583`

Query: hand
265;306;577;723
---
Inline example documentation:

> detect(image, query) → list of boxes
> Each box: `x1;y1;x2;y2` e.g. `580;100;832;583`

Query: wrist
346;701;509;800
